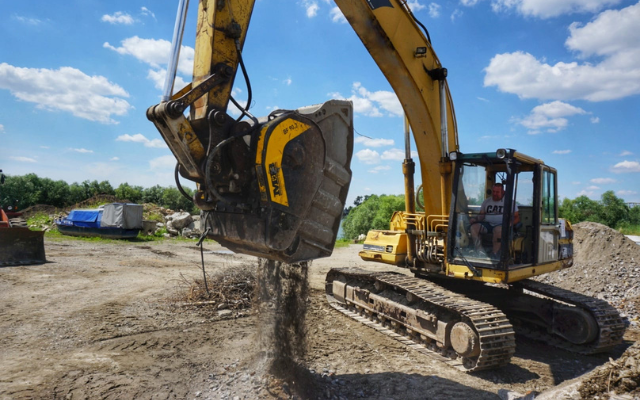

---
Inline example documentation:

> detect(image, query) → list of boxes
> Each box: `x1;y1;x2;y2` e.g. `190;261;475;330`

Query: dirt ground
0;238;636;400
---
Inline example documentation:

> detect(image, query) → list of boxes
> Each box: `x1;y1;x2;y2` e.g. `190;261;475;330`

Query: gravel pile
534;221;640;326
578;341;640;399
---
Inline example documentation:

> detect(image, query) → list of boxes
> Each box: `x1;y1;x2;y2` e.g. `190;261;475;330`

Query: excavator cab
447;148;573;282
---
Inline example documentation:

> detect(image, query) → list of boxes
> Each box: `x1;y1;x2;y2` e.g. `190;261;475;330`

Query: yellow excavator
149;0;624;371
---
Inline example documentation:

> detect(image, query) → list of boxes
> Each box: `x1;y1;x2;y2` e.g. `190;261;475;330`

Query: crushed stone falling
256;259;310;377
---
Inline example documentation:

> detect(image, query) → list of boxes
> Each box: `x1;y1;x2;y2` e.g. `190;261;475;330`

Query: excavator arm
148;0;457;263
336;0;459;217
148;0;355;263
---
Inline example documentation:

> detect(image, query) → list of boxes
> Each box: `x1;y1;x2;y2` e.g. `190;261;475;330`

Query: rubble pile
182;266;256;314
162;211;201;238
578;341;640;399
535;222;640;325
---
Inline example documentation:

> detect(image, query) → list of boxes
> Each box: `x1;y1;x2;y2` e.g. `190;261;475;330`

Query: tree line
0;173;196;212
559;191;640;230
341;190;639;240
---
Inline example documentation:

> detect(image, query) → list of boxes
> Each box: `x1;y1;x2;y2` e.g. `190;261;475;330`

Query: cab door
536;166;559;264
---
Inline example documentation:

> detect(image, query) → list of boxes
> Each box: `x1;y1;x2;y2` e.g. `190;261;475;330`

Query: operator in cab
469;183;520;259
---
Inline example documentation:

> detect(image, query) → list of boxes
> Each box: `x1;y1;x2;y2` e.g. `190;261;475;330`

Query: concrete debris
578;341;640;399
498;389;538;400
170;212;193;230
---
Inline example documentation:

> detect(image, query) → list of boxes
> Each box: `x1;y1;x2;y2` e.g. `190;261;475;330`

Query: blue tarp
65;209;102;228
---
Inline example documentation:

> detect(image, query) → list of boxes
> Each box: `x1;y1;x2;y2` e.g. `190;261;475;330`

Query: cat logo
269;163;281;197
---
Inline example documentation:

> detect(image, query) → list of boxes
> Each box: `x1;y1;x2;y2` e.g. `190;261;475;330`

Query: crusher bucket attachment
0;210;46;267
201;100;354;263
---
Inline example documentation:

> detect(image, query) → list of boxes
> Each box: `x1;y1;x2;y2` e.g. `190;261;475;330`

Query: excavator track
512;279;626;354
325;268;515;372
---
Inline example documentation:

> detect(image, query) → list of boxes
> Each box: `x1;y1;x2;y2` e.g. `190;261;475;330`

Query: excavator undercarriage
325;268;625;372
325;268;516;372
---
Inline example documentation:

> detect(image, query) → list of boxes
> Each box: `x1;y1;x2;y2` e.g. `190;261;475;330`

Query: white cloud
590;116;600;124
617;190;637;197
149;155;177;170
141;7;156;20
566;3;639;59
381;148;418;161
12;15;43;26
619;150;633;156
0;124;4;132
303;1;319;18
479;135;501;141
104;36;194;93
70;148;94;154
517;101;586;133
283;78;292;86
330;82;402;117
611;160;640;173
116;133;167;148
485;3;640;102
369;165;392;174
104;36;194;75
553;150;572;154
428;3;441;17
40;146;49;149
460;0;479;5
590;177;616;184
485;51;640;102
147;68;188;93
10;156;37;163
572;181;581;185
491;0;621;18
577;189;596;197
330;7;347;23
565;3;640;63
355;149;381;164
110;157;120;161
586;185;601;190
101;12;134;25
477;97;489;102
0;63;130;124
407;1;427;12
451;9;464;21
355;136;395;147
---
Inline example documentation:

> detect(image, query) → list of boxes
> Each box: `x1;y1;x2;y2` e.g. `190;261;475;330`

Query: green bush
342;194;405;240
559;190;637;230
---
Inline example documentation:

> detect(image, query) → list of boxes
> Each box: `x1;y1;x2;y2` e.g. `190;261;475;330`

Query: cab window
542;170;556;224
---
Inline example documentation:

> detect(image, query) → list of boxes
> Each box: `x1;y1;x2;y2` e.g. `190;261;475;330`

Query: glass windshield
453;163;494;263
452;161;532;267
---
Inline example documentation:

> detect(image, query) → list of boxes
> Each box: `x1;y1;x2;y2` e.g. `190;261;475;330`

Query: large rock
141;220;157;236
166;220;179;236
186;221;200;233
171;212;193;230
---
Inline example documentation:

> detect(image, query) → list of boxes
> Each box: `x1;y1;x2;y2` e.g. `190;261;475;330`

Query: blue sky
1;0;639;207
